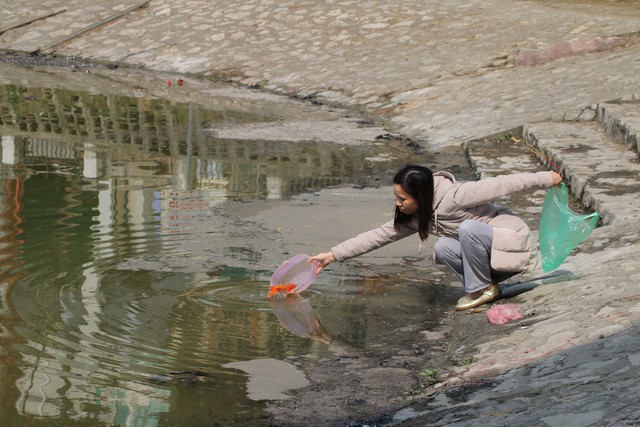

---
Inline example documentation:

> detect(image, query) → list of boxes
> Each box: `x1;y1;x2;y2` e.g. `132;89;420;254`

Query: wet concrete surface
2;1;640;426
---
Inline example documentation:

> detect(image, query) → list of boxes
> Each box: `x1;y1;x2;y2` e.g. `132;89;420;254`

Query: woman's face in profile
393;184;418;215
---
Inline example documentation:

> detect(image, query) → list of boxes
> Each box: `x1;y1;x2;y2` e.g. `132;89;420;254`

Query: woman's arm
309;219;417;272
452;171;559;207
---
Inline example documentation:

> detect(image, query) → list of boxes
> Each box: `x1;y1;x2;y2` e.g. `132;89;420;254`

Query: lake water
0;65;468;426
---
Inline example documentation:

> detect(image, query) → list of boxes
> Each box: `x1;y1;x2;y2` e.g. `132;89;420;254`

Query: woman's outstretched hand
309;252;335;274
550;171;562;186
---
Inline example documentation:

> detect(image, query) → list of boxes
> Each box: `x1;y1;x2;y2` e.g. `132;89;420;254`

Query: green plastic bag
539;183;599;272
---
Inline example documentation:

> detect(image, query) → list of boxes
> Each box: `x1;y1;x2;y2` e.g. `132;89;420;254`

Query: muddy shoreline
261;303;506;426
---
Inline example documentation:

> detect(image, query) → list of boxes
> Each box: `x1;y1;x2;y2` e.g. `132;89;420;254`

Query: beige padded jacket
331;171;555;272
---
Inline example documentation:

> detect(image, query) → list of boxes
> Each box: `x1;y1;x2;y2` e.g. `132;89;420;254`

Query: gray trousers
433;219;517;293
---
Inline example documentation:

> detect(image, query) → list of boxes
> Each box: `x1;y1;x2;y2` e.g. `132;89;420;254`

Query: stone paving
2;0;640;148
392;325;640;425
420;106;640;426
3;1;640;425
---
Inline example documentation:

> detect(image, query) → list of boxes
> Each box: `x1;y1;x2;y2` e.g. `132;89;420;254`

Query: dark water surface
0;65;468;426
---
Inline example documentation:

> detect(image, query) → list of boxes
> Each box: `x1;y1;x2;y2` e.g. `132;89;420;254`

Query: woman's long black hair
393;165;434;241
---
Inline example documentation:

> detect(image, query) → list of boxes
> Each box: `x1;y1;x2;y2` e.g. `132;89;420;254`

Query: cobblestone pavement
2;0;640;147
2;1;640;425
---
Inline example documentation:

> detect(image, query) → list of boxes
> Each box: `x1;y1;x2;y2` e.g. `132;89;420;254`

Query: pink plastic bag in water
487;304;525;325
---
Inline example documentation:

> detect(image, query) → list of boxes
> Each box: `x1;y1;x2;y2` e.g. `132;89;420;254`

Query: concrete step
524;101;640;227
464;101;640;231
597;100;640;155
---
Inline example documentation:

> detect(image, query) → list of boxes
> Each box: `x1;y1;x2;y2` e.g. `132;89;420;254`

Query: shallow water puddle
223;358;310;401
0;63;462;425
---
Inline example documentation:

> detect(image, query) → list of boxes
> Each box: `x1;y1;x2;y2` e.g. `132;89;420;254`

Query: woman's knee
458;220;476;238
458;220;491;242
433;237;457;260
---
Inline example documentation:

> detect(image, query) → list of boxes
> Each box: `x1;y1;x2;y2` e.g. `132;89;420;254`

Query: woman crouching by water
310;164;562;311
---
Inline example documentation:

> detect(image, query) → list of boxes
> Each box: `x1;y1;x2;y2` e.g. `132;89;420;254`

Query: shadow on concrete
501;269;576;298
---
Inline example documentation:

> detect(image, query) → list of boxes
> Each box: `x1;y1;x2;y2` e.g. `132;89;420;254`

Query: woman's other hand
309;252;335;273
550;171;562;186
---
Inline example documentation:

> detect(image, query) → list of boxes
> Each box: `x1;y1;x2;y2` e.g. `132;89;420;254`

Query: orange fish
268;283;297;298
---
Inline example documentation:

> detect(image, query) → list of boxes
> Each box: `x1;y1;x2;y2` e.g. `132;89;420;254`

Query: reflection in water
0;77;424;425
0;83;411;198
222;358;310;401
269;294;332;344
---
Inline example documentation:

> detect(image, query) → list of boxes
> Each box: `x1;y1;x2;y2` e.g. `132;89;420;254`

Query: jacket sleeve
331;219;416;262
450;171;554;208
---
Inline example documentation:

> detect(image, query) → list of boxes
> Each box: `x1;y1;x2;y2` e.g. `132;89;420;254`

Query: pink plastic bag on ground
487;304;525;325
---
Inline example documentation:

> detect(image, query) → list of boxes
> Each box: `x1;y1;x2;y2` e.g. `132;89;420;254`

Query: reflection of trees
0;175;26;317
0;175;29;422
0;169;174;423
0;169;322;424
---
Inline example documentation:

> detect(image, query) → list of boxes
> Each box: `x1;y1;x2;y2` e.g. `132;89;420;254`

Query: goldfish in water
268;283;297;298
